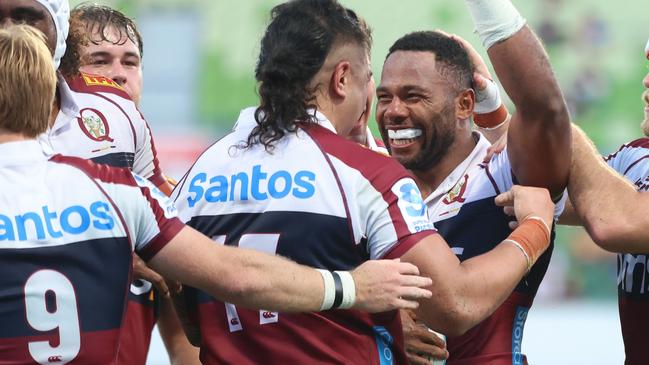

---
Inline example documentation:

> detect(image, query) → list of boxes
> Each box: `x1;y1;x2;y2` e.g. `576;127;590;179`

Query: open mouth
387;128;422;146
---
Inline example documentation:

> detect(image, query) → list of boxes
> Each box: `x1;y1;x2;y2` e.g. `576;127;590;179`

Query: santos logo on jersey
186;164;316;207
0;201;114;241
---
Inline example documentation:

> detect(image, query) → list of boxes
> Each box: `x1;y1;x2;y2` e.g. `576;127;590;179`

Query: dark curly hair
387;31;474;92
246;0;372;152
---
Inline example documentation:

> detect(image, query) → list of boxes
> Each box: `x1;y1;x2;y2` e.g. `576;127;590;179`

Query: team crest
443;174;468;205
77;108;114;142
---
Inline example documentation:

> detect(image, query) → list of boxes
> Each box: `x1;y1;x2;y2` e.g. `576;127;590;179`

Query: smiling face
376;50;458;171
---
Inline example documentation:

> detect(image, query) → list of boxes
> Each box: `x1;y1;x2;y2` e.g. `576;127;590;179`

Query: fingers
473;72;489;90
393;298;421;310
495;189;514;207
166;279;183;296
133;254;171;297
398;285;433;301
503;205;515;216
396;260;420;275
406;353;435;365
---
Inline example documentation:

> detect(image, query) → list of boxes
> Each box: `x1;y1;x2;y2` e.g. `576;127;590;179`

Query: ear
330;60;352;99
455;88;475;120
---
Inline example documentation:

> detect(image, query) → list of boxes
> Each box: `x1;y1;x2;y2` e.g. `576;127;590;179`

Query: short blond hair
0;25;57;137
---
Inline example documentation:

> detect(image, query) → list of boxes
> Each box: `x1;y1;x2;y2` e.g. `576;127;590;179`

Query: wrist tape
503;217;551;272
465;0;527;49
316;269;356;310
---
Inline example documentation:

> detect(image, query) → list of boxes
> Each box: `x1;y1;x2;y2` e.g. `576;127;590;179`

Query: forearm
149;227;323;313
569;125;649;251
157;297;200;365
416;243;527;336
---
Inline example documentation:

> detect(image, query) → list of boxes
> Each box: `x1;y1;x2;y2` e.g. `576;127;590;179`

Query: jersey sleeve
365;175;437;260
128;107;167;187
51;155;183;260
489;147;567;219
605;138;649;176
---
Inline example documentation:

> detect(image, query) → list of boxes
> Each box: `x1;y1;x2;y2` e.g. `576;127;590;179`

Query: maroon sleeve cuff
138;218;185;261
381;230;438;259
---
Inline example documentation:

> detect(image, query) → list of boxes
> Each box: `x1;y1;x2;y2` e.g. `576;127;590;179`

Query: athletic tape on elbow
465;0;527;49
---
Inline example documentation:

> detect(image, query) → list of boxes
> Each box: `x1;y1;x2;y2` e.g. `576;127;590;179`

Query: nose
383;97;408;124
107;61;127;86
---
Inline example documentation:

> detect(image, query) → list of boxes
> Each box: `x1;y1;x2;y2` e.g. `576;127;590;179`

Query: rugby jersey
0;140;182;364
37;72;168;365
424;133;565;365
605;137;649;365
172;107;436;365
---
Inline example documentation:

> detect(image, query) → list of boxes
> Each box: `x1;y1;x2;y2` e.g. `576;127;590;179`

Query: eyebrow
89;51;141;59
376;85;428;93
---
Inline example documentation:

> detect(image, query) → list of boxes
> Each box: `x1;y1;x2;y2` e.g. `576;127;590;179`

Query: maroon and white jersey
172;107;436;365
0;140;183;365
423;133;565;365
37;72;168;364
605;137;649;365
38;73;166;187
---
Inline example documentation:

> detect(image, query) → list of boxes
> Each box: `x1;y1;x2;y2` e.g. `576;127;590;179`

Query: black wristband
331;271;344;309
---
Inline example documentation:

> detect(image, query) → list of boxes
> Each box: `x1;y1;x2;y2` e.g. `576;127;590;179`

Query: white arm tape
465;0;527;49
474;78;502;114
316;269;336;310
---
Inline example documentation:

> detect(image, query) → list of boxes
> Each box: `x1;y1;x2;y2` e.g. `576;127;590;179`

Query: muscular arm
147;226;432;313
491;26;571;198
401;234;528;336
568;125;649;252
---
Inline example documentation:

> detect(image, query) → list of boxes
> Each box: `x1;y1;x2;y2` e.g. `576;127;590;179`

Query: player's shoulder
605;137;649;162
65;72;132;101
301;122;406;176
49;154;136;186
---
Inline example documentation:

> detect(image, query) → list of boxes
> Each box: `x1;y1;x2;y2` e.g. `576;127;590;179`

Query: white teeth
388;129;422;140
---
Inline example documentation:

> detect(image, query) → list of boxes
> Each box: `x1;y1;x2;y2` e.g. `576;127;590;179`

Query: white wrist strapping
465;0;527;49
316;269;336;311
474;78;502;114
316;269;356;310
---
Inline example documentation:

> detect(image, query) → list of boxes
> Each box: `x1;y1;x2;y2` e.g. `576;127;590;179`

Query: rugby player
556;40;649;365
66;5;199;364
0;0;173;195
0;23;435;364
171;0;557;364
375;0;571;363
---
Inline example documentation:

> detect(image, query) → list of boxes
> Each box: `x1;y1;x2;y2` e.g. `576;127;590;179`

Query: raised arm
466;0;570;198
568;125;649;252
401;186;554;336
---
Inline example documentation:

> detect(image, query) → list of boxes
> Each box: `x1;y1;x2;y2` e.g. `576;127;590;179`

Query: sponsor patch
391;178;434;233
82;74;125;90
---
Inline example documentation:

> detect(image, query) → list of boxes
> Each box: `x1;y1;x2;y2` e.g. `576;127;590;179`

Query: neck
0;132;32;144
411;131;478;198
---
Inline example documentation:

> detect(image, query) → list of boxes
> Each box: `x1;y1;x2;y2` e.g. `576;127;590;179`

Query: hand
495;185;554;230
402;309;448;365
482;130;508;163
133;254;182;298
351;259;432;313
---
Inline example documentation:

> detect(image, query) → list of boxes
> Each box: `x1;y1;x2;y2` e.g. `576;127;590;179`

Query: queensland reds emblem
77;108;114;142
443;174;468;205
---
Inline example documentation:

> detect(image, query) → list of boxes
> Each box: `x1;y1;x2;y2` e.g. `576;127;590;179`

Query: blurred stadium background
71;0;646;363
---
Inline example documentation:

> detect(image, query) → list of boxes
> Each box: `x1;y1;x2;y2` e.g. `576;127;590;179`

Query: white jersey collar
424;131;491;204
234;106;338;134
0;140;47;167
51;74;80;133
